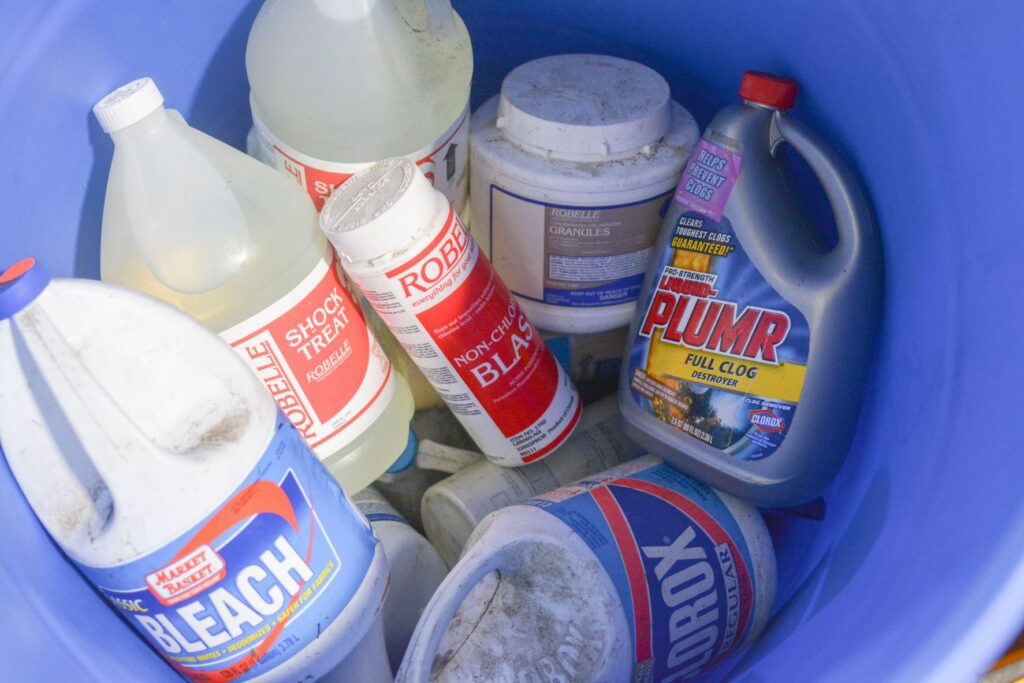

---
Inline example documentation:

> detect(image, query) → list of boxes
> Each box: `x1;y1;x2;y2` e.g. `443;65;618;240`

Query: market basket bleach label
527;460;758;681
78;414;376;682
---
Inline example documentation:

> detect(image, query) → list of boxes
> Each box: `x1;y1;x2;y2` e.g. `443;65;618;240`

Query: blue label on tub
489;185;671;309
77;412;377;682
526;460;757;683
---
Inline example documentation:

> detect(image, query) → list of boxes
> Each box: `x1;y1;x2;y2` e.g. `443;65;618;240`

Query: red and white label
221;250;394;458
145;544;226;607
251;103;470;213
344;208;581;466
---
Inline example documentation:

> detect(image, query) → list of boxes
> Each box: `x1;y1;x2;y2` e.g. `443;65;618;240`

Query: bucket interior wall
1;1;1021;681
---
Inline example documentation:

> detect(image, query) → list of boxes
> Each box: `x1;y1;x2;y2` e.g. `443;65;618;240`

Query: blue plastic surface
387;429;418;474
0;1;1022;681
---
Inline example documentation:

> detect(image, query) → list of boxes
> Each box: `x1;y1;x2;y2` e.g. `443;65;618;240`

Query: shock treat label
627;138;810;460
527;459;759;682
78;413;378;682
221;249;394;460
252;105;470;213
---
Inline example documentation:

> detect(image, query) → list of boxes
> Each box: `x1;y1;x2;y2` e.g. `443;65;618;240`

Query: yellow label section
646;331;806;403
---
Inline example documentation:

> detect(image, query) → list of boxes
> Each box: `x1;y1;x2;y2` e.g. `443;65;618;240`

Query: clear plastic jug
246;0;473;213
95;78;415;493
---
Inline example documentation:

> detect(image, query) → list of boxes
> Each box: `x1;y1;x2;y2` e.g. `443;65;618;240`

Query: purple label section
673;140;743;221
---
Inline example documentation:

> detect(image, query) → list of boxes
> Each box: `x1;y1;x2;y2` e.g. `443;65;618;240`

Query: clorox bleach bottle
245;0;473;214
621;71;883;507
399;455;776;682
0;259;391;682
351;488;448;674
94;78;415;493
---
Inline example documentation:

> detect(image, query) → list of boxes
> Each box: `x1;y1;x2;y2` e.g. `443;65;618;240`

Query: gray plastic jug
620;71;883;507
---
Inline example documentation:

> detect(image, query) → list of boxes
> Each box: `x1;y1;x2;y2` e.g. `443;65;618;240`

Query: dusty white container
399;455;776;682
320;159;582;468
351;488;448;674
421;395;645;567
0;260;391;682
470;54;700;335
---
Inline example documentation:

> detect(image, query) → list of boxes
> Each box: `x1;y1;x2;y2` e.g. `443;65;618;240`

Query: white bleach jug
0;259;391;682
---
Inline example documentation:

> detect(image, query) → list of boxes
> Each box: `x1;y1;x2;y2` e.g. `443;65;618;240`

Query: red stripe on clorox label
613;478;753;646
592;486;653;664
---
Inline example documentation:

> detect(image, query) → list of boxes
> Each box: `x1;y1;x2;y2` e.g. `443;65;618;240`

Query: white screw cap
93;78;165;133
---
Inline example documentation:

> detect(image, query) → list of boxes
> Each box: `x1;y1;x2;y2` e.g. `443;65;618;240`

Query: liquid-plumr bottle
621;71;883;507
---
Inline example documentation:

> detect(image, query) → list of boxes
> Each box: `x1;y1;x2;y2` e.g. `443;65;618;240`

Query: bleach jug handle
424;0;456;32
773;113;876;272
397;537;529;682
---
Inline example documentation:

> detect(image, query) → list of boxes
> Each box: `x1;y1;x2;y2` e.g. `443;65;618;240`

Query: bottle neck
312;0;381;22
109;106;174;146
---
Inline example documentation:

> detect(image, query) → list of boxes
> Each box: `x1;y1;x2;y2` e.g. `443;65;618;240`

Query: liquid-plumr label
78;414;377;682
627;139;810;460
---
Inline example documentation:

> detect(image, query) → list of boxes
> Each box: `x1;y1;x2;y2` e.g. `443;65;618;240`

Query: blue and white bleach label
77;412;377;682
526;458;757;682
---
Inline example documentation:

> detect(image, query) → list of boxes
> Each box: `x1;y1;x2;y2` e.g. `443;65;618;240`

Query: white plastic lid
320;158;442;264
496;54;672;160
93;77;165;133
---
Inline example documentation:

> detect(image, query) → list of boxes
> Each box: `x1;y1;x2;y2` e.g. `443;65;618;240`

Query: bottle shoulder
102;121;328;329
0;279;278;566
246;3;472;160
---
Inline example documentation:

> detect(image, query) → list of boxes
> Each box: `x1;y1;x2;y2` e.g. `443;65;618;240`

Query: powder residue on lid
431;539;623;682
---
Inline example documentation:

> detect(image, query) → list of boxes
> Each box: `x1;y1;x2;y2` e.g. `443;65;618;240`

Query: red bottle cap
739;71;799;109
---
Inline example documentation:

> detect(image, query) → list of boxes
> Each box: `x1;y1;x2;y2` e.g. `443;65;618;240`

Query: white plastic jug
94;78;414;493
421;395;646;567
352;487;448;674
0;259;391;682
400;456;776;682
246;0;473;213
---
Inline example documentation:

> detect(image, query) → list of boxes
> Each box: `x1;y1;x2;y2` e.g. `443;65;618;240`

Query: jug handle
423;0;456;32
773;113;876;273
397;536;531;682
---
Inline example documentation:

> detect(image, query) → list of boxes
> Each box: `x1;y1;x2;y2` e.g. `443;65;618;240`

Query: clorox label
77;412;378;682
527;460;758;682
627;137;811;460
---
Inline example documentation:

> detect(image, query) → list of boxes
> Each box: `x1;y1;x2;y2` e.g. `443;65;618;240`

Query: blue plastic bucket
1;1;1022;681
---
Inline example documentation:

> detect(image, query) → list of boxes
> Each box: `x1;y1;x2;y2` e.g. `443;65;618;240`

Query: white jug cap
93;77;165;133
320;159;444;264
496;54;672;160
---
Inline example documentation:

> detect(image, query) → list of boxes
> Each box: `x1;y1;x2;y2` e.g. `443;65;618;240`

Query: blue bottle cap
386;428;418;474
0;258;50;321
